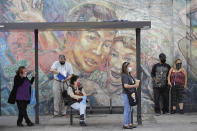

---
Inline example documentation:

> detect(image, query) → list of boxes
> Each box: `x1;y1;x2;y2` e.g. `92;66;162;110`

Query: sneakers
155;112;161;116
129;124;137;128
80;121;87;126
17;123;24;127
79;114;87;126
171;110;176;114
27;122;34;126
179;110;184;114
123;125;133;129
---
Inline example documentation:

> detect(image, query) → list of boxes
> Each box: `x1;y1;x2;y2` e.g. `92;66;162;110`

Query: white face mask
128;67;132;72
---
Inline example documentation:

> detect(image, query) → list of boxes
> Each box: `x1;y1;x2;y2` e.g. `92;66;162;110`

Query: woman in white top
68;75;87;126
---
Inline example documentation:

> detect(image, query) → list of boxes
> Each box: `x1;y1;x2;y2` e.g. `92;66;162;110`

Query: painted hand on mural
9;0;44;22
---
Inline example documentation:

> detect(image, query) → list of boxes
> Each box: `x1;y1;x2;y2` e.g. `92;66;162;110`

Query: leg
162;88;169;113
179;103;184;110
22;101;31;124
130;106;133;124
60;82;68;115
153;88;161;114
178;86;184;113
122;94;131;126
171;86;177;113
71;103;87;126
53;80;61;116
16;101;24;125
79;102;86;117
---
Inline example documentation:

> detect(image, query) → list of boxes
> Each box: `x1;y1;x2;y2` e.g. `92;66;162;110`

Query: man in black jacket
151;53;171;115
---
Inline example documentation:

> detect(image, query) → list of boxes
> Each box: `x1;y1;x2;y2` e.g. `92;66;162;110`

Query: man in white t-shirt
50;55;73;117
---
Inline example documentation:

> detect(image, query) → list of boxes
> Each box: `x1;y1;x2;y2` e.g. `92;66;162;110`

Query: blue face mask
128;67;132;72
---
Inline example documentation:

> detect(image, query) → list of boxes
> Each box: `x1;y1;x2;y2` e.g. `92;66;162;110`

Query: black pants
153;87;169;113
16;100;31;124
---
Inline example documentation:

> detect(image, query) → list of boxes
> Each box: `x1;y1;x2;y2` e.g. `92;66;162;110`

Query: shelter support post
136;28;142;125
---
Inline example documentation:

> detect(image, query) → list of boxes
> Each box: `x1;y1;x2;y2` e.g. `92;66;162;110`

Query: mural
0;0;197;115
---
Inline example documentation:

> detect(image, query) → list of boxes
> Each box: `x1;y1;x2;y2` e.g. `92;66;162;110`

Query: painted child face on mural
107;36;136;93
66;3;117;73
68;30;115;73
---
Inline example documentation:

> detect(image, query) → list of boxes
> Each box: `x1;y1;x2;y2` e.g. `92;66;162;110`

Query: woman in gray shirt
121;62;140;129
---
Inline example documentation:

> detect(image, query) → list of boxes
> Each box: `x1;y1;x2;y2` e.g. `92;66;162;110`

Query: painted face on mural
71;30;115;73
107;37;136;92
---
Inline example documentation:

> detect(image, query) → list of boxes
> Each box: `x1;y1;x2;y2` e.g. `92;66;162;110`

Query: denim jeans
122;93;133;126
71;102;86;121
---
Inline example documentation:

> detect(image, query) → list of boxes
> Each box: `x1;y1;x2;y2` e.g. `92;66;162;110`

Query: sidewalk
0;113;197;131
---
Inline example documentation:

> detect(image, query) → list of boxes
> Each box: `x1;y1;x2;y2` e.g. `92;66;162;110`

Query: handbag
125;75;138;106
30;87;37;105
126;88;138;106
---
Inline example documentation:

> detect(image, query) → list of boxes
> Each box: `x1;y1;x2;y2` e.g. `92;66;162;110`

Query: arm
168;68;173;86
124;81;140;89
66;74;72;81
50;69;59;74
183;68;188;88
68;87;83;100
82;88;87;96
30;77;35;84
50;61;59;74
151;64;157;83
122;74;139;89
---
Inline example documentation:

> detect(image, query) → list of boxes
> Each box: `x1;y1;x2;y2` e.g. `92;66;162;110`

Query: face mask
128;67;132;72
77;82;81;87
60;61;65;65
160;58;166;64
176;63;182;70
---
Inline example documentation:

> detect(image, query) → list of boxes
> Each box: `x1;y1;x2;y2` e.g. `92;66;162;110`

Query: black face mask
160;58;166;64
60;61;65;65
176;63;182;70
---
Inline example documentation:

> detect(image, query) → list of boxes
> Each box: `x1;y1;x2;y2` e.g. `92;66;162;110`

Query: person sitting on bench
68;75;87;126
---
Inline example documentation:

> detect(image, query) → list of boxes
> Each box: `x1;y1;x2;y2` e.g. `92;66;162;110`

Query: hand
168;82;172;87
154;79;158;84
135;80;140;88
62;79;68;83
184;85;187;89
75;90;80;94
33;71;36;77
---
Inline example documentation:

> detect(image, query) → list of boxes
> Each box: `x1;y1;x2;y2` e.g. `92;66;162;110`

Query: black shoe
123;125;133;129
17;123;24;127
171;110;176;114
27;122;34;126
155;112;161;116
179;110;184;114
163;110;168;114
80;121;87;126
129;124;137;128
